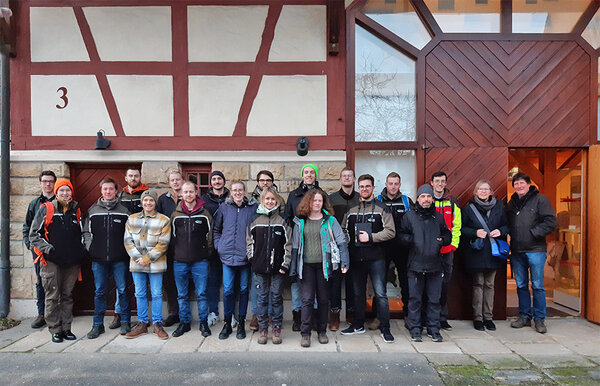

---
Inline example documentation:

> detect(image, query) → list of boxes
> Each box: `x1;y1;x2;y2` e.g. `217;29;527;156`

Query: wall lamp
94;129;111;150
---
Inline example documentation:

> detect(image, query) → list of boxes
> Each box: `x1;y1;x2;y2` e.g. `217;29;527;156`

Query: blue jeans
174;260;209;323
207;257;222;315
132;272;163;324
222;264;249;319
291;281;302;312
91;261;130;326
251;273;273;316
253;273;284;329
352;258;390;329
512;252;547;321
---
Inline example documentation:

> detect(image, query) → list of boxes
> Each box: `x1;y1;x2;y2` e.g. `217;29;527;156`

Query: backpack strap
401;194;410;212
33;202;55;267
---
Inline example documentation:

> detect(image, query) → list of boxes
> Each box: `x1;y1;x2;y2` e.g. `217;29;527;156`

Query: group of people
22;163;556;346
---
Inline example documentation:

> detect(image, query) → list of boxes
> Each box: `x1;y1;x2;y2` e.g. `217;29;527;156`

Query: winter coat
289;211;349;280
505;186;557;253
341;198;396;262
124;211;171;273
434;189;462;253
399;203;452;272
170;200;213;264
377;188;414;249
119;184;148;214
460;198;508;272
22;193;55;251
246;205;292;274
29;199;87;267
329;188;360;225
202;188;230;217
157;191;181;218
283;181;323;225
213;197;258;267
83;198;130;263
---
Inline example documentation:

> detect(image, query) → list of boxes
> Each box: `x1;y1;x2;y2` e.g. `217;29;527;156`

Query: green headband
301;164;319;180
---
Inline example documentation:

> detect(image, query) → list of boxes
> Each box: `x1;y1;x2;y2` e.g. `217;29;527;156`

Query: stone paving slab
492;369;544;385
424;353;479;366
505;342;573;355
249;329;337;352
101;333;167;354
63;330;120;353
0;330;49;352
160;327;204;353
472;353;530;369
589;356;600;365
560;341;600;357
198;322;252;353
440;320;496;340
0;319;36;350
454;338;512;354
522;353;597;369
492;322;556;344
336;332;378;352
34;318;92;353
372;332;416;353
412;341;462;354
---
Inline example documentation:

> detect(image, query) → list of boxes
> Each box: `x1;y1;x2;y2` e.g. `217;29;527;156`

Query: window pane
424;0;501;33
200;172;209;186
355;25;416;142
513;0;590;33
187;173;198;185
364;0;431;49
582;7;600;49
355;149;417;199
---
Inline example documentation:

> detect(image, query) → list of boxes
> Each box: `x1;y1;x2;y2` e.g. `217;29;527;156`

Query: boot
346;308;354;325
31;315;46;329
219;316;233;340
257;328;268;344
200;321;211;337
249;315;259;331
292;310;301;332
272;326;282;344
236;317;246;339
108;314;121;330
172;322;191;337
329;309;340;331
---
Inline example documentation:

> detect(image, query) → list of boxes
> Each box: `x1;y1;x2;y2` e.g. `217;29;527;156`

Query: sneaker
381;329;395;343
87;325;105;339
272;327;282;344
534;319;547;334
366;318;380;330
249;315;259;331
300;335;311;348
172;322;191;337
31;315;46;329
153;322;168;340
125;322;148;339
511;315;531;329
410;332;422;342
431;332;443;342
340;325;366;335
200;321;211;337
318;332;329;344
483;320;496;331
473;320;484;331
207;312;218;327
108;314;121;330
257;329;268;345
163;315;179;328
440;321;452;330
120;322;132;336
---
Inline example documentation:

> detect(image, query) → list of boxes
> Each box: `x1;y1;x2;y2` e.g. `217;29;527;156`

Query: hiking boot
108;314;121;329
410;331;422;342
200;321;211;337
62;330;76;340
257;328;268;345
473;320;484;331
292;310;301;332
440;321;452;330
340;325;366;335
483;320;496;331
318;332;329;344
328;309;340;331
272;327;282;344
207;312;218;327
172;322;191;337
236;317;246;339
153;322;168;340
511;315;531;329
87;325;105;339
125;322;148;339
219;317;233;340
31;315;46;329
51;332;63;343
431;332;443;342
381;328;395;343
534;319;547;334
345;308;354;325
249;315;259;331
366;318;380;330
120;322;132;335
300;335;311;348
163;315;179;328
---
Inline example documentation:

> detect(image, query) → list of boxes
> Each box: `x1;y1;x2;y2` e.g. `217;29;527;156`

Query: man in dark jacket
399;184;451;343
119;167;148;214
23;170;56;328
327;167;359;329
83;178;132;339
506;172;557;334
340;174;396;343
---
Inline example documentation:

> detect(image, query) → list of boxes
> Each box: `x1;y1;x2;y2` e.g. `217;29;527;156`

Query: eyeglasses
477;188;491;192
40;180;55;184
231;189;245;193
358;186;372;190
258;179;273;183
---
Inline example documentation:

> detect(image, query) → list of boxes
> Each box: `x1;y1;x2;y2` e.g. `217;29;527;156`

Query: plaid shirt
124;211;171;273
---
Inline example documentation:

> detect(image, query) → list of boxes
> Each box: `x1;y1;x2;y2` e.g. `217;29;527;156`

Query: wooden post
586;145;600;323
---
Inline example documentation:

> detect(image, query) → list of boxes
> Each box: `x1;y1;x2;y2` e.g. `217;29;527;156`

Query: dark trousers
207;256;222;315
32;251;45;316
421;251;453;324
164;256;179;317
300;263;329;336
352;258;390;330
408;270;443;334
40;260;79;334
329;267;354;311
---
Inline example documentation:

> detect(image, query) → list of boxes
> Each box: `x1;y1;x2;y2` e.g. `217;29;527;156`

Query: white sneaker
207;312;218;327
231;316;238;328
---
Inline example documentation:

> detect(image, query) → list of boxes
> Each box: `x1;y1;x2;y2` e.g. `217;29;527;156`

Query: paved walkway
0;316;599;384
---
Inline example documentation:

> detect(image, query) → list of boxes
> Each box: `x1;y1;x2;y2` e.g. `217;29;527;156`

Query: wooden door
70;163;141;315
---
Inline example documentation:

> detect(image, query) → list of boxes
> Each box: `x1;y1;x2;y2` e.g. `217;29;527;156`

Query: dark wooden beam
355;13;420;59
509;151;544;187
410;0;442;37
573;0;600;35
558;149;582;170
500;0;512;35
327;0;342;55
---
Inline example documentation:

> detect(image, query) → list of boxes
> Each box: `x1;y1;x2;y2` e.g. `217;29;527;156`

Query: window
182;164;212;195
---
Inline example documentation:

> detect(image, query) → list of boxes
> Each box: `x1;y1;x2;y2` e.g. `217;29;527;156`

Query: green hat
301;164;319;180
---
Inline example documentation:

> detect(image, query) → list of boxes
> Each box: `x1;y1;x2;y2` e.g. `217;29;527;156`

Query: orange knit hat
54;179;74;196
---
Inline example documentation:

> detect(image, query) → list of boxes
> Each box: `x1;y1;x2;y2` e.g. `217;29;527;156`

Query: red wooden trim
29;0;326;6
500;0;512;35
73;6;125;137
438;33;574;41
355;13;419;59
12;135;345;151
232;3;281;137
327;0;346;137
345;5;357;168
589;38;598;145
347;0;367;13
172;3;189;137
10;0;31;138
354;141;418;150
411;0;442;37
573;0;600;35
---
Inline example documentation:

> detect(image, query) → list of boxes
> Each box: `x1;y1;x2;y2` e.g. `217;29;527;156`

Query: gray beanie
416;184;434;198
140;190;158;203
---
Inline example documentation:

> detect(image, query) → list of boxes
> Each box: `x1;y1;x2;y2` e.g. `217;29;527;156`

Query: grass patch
439;365;494;378
551;367;592;377
0;317;20;331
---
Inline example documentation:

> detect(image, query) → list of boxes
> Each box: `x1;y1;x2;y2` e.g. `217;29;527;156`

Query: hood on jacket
378;187;404;202
124;184;149;194
257;204;280;215
178;197;206;215
206;188;230;202
96;197;121;211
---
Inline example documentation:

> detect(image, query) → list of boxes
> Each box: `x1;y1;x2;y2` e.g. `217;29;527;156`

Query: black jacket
505;186;557;253
22;193;55;251
399;203;452;272
170;201;213;263
157;191;181;218
329;188;360;225
283;182;322;225
83;198;130;263
202;188;230;217
246;206;292;274
377;188;414;248
460;198;508;272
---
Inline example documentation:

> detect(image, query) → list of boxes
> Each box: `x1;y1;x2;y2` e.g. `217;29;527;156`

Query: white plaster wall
188;6;268;62
83;6;172;61
107;75;173;136
246;75;326;136
31;75;114;136
189;76;249;136
30;7;89;62
269;5;326;62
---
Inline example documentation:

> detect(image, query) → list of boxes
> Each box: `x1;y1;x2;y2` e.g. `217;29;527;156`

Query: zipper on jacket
106;212;110;262
266;215;272;272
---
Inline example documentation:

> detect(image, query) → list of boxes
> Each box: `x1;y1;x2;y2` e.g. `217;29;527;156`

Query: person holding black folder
340;174;396;343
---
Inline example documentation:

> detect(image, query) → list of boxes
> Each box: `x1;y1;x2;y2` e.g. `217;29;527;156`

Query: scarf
473;196;496;212
257;204;279;215
57;199;71;213
100;197;120;211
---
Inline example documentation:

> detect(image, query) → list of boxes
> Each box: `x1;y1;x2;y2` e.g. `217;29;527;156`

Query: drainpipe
0;31;10;318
